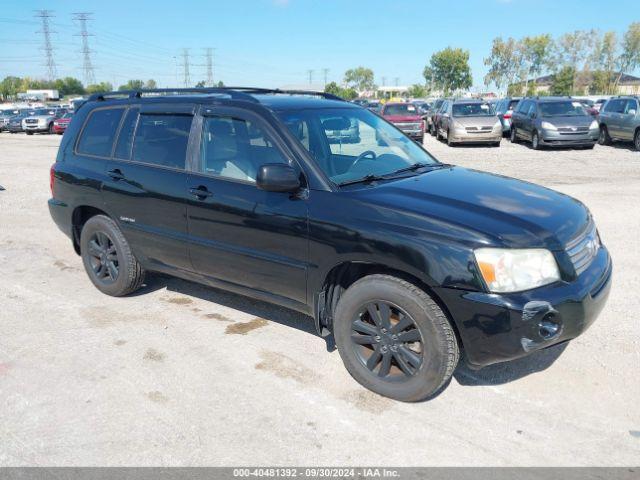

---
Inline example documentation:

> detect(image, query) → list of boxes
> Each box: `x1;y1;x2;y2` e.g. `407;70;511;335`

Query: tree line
0;77;163;100
484;22;640;95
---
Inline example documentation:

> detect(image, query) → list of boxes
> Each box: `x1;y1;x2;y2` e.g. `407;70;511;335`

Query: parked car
49;87;611;402
22;108;62;135
52;112;74;135
493;97;522;135
366;100;381;113
380;102;425;142
594;98;608;112
597;96;640;150
435;99;502;147
6;109;36;133
0;109;18;131
510;97;599;149
577;99;599;116
324;116;360;144
426;99;445;135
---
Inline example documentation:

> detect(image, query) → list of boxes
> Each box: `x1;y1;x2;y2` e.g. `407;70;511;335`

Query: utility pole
322;68;329;86
35;10;57;81
181;48;191;87
307;69;314;85
204;48;215;86
381;76;386;86
73;12;96;86
394;77;400;87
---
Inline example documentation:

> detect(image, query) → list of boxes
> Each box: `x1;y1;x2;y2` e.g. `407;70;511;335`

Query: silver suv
598;96;640;151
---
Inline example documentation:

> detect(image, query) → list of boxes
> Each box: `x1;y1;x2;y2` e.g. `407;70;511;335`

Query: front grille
395;122;422;130
465;126;493;132
558;126;589;135
565;222;600;275
25;119;38;124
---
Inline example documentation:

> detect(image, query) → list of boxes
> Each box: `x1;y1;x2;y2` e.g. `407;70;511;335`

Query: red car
380;102;425;142
52;112;73;135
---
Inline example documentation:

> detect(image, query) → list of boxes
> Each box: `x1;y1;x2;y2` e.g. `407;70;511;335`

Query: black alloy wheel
86;231;119;285
351;301;423;380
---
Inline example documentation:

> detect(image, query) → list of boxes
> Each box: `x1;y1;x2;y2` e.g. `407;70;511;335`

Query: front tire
48;123;55;134
634;129;640;151
447;130;455;147
598;125;612;145
333;274;459;402
80;215;145;296
510;126;518;143
26;131;33;135
532;131;541;150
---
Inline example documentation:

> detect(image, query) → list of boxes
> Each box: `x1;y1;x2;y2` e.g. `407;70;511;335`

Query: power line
322;68;329;86
73;12;96;86
34;10;56;81
307;69;314;85
205;48;214;86
181;48;191;87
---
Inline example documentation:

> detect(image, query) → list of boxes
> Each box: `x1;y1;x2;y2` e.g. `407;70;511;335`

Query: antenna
73;12;96;86
181;48;191;87
34;10;57;81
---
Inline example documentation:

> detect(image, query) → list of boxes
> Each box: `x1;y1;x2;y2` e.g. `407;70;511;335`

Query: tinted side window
605;99;624;113
114;108;139;160
131;114;192;169
624;99;638;114
77;108;125;157
200;116;287;183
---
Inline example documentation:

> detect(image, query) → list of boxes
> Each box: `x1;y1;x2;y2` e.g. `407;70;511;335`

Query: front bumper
7;125;23;132
53;124;67;134
23;124;49;132
500;118;512;132
435;245;612;368
449;131;502;143
540;129;598;147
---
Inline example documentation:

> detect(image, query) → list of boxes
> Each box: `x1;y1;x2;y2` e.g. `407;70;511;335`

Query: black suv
49;88;612;401
510;96;599;149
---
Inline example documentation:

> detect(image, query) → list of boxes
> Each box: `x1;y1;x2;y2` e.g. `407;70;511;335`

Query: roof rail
87;87;260;103
87;87;346;103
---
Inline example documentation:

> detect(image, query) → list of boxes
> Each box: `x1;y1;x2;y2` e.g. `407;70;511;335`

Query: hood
25;115;54;121
349;166;589;249
539;115;594;128
384;114;423;122
451;115;499;128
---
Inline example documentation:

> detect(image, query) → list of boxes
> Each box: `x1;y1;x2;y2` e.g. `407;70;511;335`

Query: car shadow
134;272;336;350
453;342;568;386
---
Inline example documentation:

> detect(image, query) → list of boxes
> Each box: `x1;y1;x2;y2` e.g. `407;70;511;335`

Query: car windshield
384;104;418;116
452;103;493;117
62;112;73;119
539;101;587;117
277;107;437;185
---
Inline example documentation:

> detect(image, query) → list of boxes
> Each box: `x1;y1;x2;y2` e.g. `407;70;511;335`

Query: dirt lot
1;132;639;466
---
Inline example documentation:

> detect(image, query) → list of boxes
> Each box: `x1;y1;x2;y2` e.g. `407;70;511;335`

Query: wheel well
71;205;108;254
316;262;461;344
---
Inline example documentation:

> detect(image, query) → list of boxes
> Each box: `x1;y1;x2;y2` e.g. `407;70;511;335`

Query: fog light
539;314;561;340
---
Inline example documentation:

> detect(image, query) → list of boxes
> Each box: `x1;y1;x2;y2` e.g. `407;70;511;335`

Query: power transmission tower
307;69;314;85
204;48;214;86
34;10;57;81
73;13;96;86
181;48;191;87
322;68;329;86
381;76;386;86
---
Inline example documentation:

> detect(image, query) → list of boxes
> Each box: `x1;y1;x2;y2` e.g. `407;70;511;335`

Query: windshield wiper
386;162;449;177
338;174;385;187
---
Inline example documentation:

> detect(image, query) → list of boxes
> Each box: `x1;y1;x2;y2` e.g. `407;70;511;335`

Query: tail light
50;164;56;196
503;111;512;119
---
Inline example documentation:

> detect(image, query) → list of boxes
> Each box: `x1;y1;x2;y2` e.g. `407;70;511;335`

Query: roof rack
87;87;345;104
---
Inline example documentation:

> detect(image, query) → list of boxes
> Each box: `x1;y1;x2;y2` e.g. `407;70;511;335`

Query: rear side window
77;108;125;157
605;99;624;113
114;108;139;160
131;114;193;169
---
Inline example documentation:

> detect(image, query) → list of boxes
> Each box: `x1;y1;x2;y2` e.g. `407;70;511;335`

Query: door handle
189;186;213;199
107;168;125;181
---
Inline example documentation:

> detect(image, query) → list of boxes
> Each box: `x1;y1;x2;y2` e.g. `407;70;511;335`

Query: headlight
452;121;464;132
589;120;599;129
541;121;557;131
493;120;502;130
474;248;560;293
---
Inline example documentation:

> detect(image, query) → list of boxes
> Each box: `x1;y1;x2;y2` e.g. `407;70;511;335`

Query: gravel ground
0;132;639;466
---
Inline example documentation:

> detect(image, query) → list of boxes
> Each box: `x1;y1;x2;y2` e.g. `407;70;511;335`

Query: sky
0;0;637;91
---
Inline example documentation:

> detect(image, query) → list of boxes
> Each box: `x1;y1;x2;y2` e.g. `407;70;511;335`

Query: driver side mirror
256;164;301;193
628;109;637;116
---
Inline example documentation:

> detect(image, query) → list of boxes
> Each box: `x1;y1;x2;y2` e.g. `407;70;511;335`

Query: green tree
86;82;113;94
555;30;595;92
0;76;24;99
118;79;145;91
216;80;225;87
590;31;618;94
428;47;472;95
343;67;374;92
144;79;158;89
407;84;427;98
195;80;206;88
614;22;640;91
54;77;85;96
483;37;524;93
324;81;357;100
551;66;575;95
521;34;554;91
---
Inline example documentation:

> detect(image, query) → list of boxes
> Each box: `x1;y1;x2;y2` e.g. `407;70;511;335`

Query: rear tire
80;215;145;297
634;129;640;151
26;131;33;135
447;130;455;147
333;274;459;402
598;125;612;145
48;123;54;134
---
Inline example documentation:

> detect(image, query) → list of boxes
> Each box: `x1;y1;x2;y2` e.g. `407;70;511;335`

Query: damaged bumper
435;246;612;368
